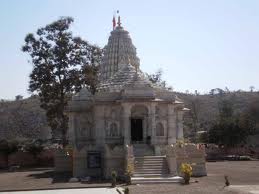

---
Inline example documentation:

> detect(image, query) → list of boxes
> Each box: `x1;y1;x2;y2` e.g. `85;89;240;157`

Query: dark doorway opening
131;118;143;142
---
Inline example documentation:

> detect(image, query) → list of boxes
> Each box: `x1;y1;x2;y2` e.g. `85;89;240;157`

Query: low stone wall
125;144;134;174
72;145;102;178
0;153;8;168
166;144;207;177
166;146;177;176
205;144;259;160
103;144;125;179
38;149;54;166
8;151;36;167
0;149;54;169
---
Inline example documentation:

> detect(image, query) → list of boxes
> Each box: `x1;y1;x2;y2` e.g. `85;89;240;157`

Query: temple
64;16;206;182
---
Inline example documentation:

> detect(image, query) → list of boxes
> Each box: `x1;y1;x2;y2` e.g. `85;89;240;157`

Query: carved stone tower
100;16;140;80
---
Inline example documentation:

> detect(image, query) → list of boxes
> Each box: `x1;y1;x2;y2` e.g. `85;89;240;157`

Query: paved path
0;188;119;194
227;185;259;194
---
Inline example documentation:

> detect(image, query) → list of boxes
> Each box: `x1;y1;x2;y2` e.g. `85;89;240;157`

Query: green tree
24;139;44;161
0;139;19;167
208;99;255;147
22;17;102;146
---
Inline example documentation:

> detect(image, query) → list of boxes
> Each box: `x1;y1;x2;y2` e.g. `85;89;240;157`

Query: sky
1;0;259;99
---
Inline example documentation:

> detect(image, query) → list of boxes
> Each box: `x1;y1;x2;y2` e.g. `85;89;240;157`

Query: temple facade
65;17;206;180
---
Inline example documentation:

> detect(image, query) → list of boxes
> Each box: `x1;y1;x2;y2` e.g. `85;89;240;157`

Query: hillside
0;96;51;140
0;91;259;143
178;91;259;144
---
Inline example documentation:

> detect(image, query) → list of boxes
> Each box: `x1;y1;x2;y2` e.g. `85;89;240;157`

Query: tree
208;99;255;147
146;69;168;88
189;97;202;142
249;86;255;92
22;17;102;146
147;69;163;84
24;139;44;161
0;139;19;167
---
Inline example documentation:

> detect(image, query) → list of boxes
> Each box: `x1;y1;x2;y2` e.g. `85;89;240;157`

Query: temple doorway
131;118;143;142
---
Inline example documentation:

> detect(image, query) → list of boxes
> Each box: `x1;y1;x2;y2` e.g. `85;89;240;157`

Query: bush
111;170;117;187
24;139;44;160
125;163;134;185
180;163;192;184
0;139;19;167
239;155;251;161
0;139;19;155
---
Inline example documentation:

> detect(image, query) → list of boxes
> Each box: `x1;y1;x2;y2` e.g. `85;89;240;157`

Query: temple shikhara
62;15;206;183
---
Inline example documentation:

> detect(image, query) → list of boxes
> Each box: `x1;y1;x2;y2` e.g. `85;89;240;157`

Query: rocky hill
0;96;51;140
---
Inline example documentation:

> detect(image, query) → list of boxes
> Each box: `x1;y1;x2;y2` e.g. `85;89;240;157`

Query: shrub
24;140;44;160
180;163;192;184
124;187;129;194
175;138;190;148
111;170;117;187
0;139;19;167
239;155;251;161
125;163;134;184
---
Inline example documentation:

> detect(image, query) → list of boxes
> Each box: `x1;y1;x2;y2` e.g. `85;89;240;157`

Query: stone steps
131;176;183;184
134;167;166;170
133;173;167;177
132;145;182;184
133;156;169;178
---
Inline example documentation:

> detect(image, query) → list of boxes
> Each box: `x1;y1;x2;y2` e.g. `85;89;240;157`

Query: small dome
72;87;93;101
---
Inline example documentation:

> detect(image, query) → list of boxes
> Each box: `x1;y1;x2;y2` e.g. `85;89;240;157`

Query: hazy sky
1;0;259;99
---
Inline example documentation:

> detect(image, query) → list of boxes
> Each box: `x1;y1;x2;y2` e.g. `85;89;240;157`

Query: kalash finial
117;10;121;27
112;14;116;30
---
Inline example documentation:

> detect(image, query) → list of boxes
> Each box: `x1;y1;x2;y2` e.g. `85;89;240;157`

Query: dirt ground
0;161;258;194
128;161;259;194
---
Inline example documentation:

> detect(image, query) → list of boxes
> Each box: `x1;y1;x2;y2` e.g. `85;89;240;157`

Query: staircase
131;145;182;184
133;156;169;177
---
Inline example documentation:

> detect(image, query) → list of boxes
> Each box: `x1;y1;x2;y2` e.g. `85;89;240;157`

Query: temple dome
72;87;93;101
99;63;161;99
100;23;140;80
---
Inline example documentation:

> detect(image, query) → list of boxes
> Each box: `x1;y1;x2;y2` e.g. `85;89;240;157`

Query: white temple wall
68;113;75;145
94;105;106;145
167;104;177;144
73;145;102;178
103;104;123;144
176;110;184;139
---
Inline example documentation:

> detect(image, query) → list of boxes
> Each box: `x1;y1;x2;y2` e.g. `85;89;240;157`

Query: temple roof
100;21;140;80
98;63;154;92
70;16;185;104
72;87;93;101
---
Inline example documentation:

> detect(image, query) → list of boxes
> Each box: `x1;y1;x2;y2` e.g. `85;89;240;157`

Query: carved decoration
74;112;93;148
156;122;164;136
109;122;118;137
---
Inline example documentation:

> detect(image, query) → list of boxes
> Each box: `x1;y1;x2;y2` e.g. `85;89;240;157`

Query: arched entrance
130;105;148;143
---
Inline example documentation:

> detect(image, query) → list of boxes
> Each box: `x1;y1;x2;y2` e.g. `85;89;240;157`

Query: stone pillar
122;104;131;145
95;105;105;145
167;104;176;144
177;111;184;139
150;103;156;145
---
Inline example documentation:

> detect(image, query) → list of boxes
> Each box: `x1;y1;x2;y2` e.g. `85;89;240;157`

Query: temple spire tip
117;10;121;27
